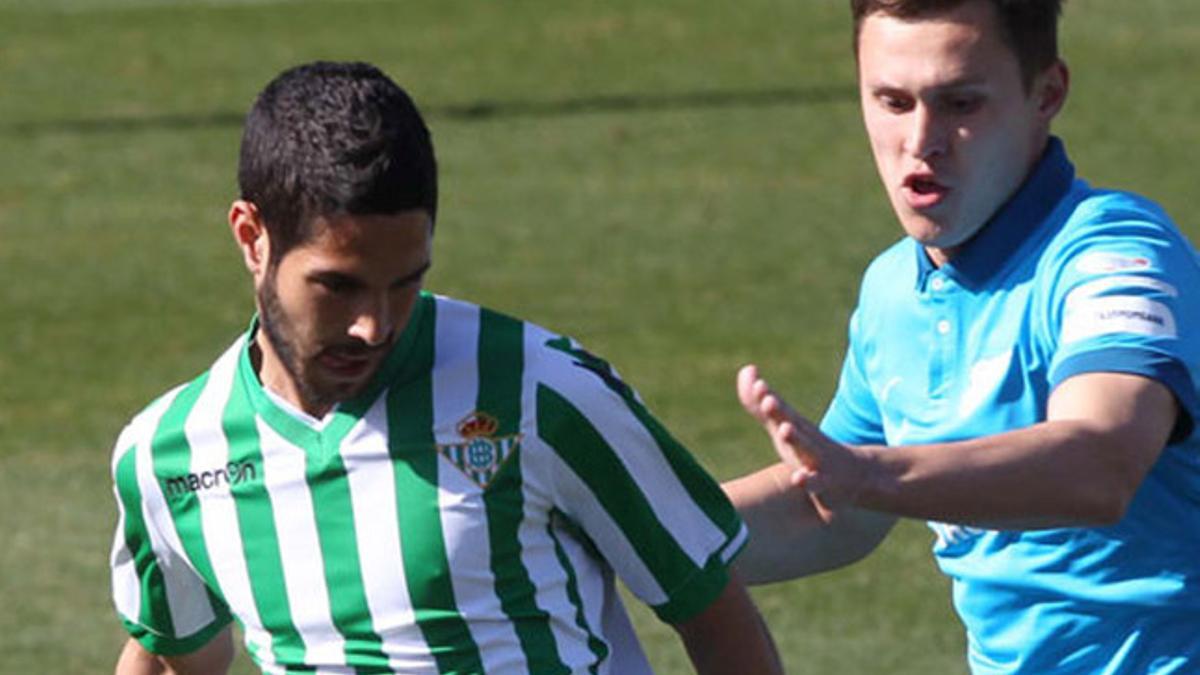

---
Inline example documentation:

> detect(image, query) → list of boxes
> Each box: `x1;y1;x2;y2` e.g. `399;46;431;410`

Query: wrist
846;444;892;510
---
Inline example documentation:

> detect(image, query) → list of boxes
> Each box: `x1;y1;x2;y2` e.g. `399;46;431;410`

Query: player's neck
250;332;336;418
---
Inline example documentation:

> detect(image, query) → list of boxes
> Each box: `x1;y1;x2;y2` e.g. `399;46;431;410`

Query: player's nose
348;296;393;347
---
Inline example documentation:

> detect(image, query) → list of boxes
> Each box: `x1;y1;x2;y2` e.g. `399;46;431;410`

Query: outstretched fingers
738;364;799;428
740;366;841;523
737;364;770;422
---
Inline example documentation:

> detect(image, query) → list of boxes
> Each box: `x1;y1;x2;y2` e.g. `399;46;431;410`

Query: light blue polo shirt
821;138;1200;673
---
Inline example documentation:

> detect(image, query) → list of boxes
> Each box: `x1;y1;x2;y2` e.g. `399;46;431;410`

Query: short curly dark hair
237;61;437;263
850;0;1063;90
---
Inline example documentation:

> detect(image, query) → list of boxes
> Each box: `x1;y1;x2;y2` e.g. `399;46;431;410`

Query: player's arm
115;628;233;675
749;367;1177;528
725;362;895;584
852;370;1176;527
672;570;783;675
724;463;895;583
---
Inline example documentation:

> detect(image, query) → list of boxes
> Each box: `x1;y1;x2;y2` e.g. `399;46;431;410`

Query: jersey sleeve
110;419;232;655
532;337;747;625
1043;195;1200;441
820;308;888;445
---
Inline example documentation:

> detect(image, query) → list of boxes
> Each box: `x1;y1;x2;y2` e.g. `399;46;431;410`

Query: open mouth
903;174;949;207
908;177;943;194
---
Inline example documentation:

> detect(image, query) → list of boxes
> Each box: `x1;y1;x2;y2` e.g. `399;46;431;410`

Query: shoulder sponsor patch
1074;252;1152;275
1064;275;1179;308
1061;295;1177;344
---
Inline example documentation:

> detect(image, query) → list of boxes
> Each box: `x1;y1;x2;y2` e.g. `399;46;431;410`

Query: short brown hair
850;0;1063;89
238;61;438;264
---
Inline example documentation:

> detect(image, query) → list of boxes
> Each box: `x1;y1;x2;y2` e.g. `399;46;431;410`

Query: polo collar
914;136;1075;290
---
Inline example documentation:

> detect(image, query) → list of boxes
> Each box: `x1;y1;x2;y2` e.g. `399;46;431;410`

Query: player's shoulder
862;236;916;285
430;293;594;372
853;236;919;317
427;293;632;404
110;380;190;479
1040;182;1196;277
1055;183;1181;246
110;334;246;475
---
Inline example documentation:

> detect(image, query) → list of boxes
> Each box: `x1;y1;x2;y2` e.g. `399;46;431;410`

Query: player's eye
943;94;983;115
313;276;360;294
877;93;913;113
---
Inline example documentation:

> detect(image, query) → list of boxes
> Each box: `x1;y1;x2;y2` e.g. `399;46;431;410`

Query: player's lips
902;173;950;209
317;346;387;381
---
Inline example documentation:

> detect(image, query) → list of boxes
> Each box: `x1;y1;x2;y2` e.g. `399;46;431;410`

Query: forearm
115;629;233;675
115;639;172;675
675;571;783;675
855;419;1159;528
724;464;894;583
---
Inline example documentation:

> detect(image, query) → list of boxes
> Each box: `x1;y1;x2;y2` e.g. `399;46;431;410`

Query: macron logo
163;460;258;498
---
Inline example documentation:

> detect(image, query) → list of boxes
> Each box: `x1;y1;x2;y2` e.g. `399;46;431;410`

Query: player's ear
229;200;270;281
1034;59;1069;122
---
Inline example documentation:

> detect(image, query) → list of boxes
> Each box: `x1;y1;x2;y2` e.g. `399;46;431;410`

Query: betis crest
437;411;521;488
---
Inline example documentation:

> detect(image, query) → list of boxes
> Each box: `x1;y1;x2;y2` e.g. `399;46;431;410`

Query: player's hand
737;364;868;523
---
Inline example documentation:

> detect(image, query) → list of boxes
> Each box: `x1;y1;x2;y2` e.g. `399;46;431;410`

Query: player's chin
317;377;370;403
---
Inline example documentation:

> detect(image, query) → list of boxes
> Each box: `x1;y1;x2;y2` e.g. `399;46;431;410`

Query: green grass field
1;1;1197;672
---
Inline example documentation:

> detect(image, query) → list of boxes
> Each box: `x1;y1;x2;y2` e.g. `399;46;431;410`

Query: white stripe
258;420;346;666
1062;295;1177;344
340;399;438;673
110;394;178;627
110;489;141;621
516;497;620;671
185;337;274;663
430;297;527;673
1065;274;1178;308
527;432;663;603
721;525;750;564
551;512;653;675
513;501;592;668
518;325;616;668
535;335;730;595
431;296;481;437
553;519;614;669
134;387;220;637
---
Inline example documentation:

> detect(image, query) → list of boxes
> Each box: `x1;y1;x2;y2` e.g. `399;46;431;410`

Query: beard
257;271;343;413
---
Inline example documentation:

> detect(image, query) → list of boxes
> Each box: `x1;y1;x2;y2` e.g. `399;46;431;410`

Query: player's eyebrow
305;260;430;290
393;260;432;288
868;75;989;95
307;269;363;288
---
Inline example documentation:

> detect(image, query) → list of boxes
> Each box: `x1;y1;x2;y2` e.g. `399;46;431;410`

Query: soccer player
724;0;1200;672
109;61;781;675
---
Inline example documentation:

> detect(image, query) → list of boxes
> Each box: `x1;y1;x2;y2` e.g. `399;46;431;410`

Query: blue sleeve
1045;194;1200;442
820;309;888;445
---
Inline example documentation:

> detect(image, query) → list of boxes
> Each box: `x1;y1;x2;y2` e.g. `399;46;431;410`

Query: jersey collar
236;291;431;437
915;136;1075;290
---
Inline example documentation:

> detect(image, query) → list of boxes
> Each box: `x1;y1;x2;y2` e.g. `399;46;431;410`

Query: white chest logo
957;351;1013;418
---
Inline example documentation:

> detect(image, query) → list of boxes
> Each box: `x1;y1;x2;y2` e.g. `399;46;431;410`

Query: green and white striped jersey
111;292;747;674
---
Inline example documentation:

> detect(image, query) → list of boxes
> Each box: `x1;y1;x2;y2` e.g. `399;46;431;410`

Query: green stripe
226;360;306;666
535;385;699;596
547;510;607;673
545;338;742;542
477;309;568;673
115;444;177;637
306;450;389;669
476;309;524;436
387;299;484;673
149;374;233;632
